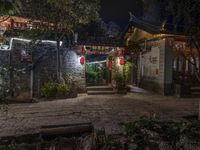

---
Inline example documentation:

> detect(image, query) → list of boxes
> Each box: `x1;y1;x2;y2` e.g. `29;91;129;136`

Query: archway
79;45;125;87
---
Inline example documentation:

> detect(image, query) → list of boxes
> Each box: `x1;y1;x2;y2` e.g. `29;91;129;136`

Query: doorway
86;54;108;86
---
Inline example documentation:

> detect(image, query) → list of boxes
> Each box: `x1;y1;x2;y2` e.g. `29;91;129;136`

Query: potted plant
113;72;127;94
174;71;191;98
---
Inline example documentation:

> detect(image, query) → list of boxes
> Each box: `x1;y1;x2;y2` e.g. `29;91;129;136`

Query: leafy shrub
0;65;25;102
86;71;98;85
113;72;126;91
56;83;70;97
40;82;56;98
122;117;200;150
40;82;70;98
63;74;78;97
124;62;133;84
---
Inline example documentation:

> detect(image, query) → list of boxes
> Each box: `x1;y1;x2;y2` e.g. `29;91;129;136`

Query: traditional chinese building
124;15;200;95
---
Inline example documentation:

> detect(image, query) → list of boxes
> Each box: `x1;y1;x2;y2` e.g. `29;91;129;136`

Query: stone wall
0;39;87;101
0;50;10;93
62;50;86;93
10;40;31;101
32;46;86;96
10;39;86;99
0;50;10;65
32;45;58;97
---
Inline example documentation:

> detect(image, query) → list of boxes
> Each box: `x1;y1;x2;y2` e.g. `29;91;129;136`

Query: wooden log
41;123;94;138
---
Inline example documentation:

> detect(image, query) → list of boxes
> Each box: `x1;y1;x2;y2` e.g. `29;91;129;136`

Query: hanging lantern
80;57;85;65
80;46;86;55
120;48;125;56
120;59;125;65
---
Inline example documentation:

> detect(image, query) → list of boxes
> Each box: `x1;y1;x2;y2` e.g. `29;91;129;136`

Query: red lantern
120;48;124;56
80;57;85;65
120;59;125;65
80;47;86;55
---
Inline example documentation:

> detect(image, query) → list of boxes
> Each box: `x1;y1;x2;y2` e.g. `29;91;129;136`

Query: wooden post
199;101;200;120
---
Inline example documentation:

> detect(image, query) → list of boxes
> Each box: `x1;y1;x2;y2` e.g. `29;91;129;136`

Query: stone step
191;94;200;98
87;90;116;95
191;86;200;92
87;86;113;91
190;86;200;98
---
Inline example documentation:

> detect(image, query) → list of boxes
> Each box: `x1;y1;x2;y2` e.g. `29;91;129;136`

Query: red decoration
120;48;125;56
120;59;125;65
80;57;85;65
80;47;86;55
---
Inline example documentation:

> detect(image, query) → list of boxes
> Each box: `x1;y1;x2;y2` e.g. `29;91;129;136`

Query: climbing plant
124;61;133;84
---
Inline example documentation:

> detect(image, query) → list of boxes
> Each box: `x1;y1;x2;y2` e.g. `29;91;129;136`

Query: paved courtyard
0;92;199;138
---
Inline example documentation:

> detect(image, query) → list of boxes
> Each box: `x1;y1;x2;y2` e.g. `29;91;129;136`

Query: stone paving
0;92;199;138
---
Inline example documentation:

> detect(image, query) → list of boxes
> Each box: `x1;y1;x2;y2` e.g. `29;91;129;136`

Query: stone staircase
87;86;115;95
191;86;200;98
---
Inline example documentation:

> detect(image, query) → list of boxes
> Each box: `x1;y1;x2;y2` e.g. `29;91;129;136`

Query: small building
0;37;125;101
0;16;126;101
124;15;200;95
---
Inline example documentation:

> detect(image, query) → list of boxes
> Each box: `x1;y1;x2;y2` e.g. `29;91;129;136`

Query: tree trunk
199;101;200;120
56;34;61;82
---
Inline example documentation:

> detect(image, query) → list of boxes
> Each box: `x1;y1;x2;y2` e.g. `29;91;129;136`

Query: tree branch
0;15;10;23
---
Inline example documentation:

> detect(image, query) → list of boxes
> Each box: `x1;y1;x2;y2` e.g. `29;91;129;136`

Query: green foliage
0;65;25;102
113;71;126;91
40;82;56;98
0;0;15;19
86;64;98;85
40;81;70;98
86;63;107;85
15;0;100;32
185;121;200;139
124;62;133;84
122;117;200;149
57;83;69;96
124;117;160;136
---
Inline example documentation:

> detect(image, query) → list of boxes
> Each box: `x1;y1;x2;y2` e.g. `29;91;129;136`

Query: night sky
100;0;143;27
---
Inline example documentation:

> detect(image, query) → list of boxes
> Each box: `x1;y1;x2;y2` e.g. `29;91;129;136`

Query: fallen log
41;123;94;139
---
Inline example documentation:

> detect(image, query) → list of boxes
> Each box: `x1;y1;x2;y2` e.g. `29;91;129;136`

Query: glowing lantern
80;47;86;55
80;57;85;65
120;48;124;56
120;59;125;65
